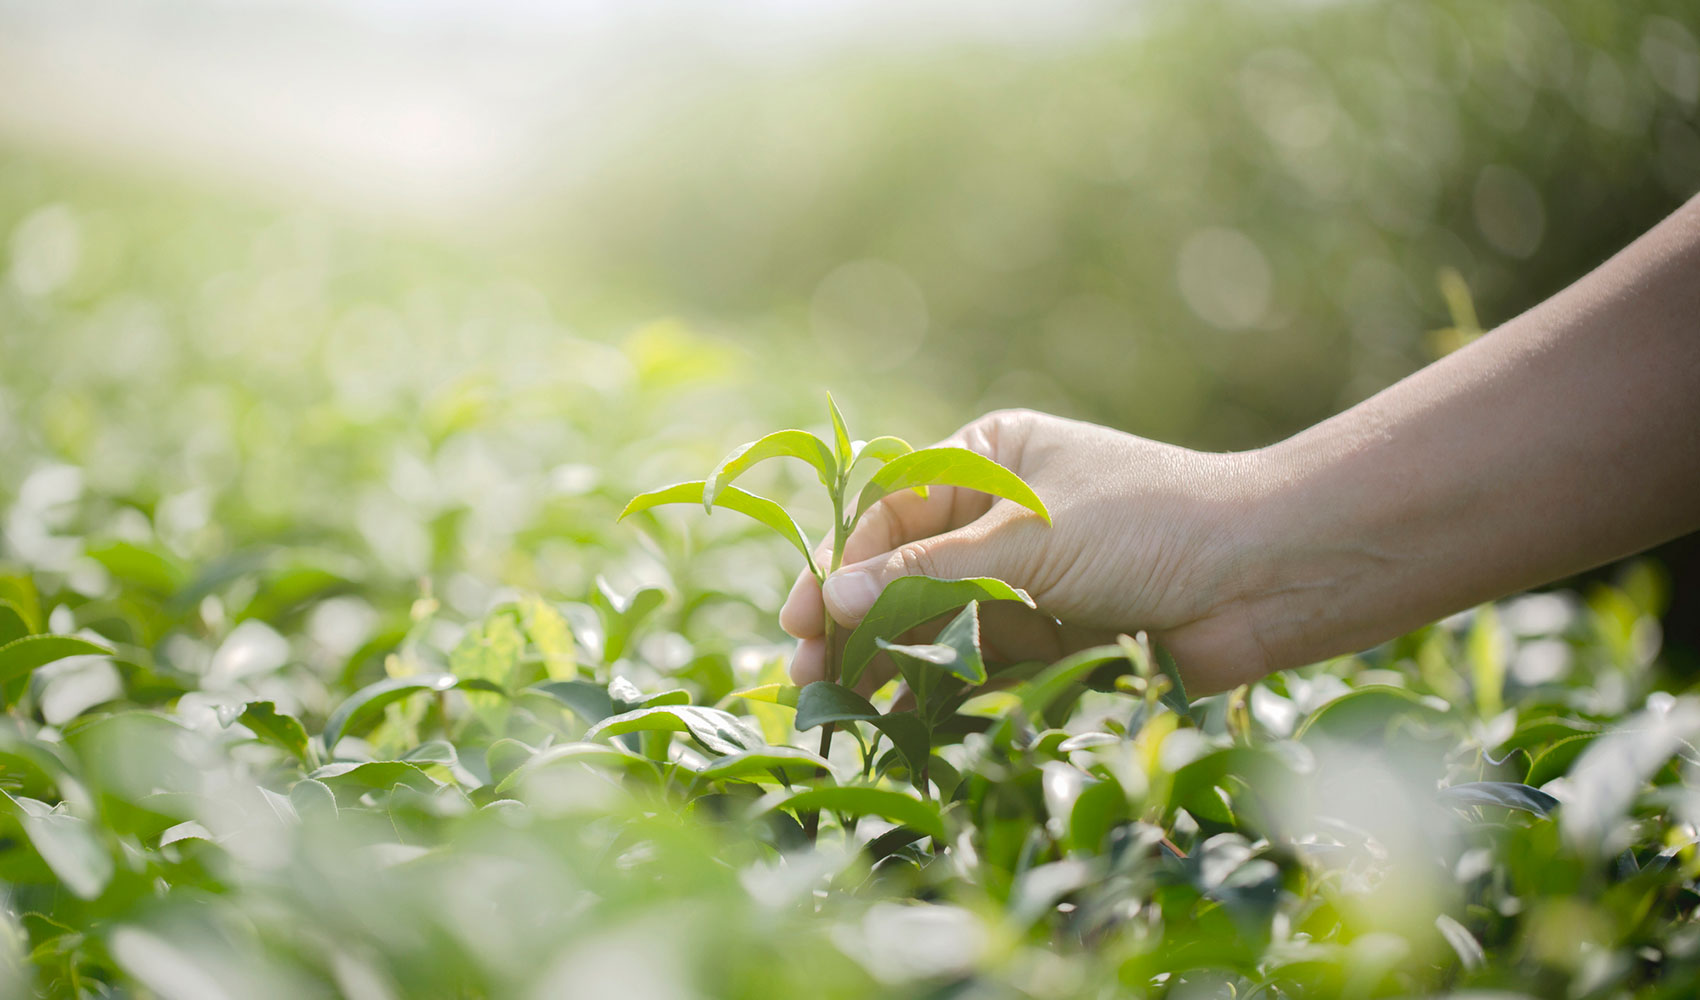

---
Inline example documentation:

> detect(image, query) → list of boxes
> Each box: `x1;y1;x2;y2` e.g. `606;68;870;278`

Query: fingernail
822;570;881;621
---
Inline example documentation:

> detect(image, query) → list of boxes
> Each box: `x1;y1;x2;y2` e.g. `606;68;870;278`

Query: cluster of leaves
1;399;1697;999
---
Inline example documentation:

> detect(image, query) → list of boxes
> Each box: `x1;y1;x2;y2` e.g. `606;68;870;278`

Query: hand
779;409;1273;696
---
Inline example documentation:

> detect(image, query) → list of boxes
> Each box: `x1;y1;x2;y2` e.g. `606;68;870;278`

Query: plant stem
804;490;853;844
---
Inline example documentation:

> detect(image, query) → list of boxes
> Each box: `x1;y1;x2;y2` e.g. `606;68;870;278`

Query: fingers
821;516;1013;627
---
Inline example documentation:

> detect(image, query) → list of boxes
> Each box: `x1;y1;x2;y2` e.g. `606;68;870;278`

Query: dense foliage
0;359;1691;997
2;1;1698;996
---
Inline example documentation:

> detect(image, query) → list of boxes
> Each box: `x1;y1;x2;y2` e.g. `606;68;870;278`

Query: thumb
820;528;998;627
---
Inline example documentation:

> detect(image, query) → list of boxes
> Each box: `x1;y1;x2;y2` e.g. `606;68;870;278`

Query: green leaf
589;577;668;664
1526;733;1597;787
1440;781;1559;817
826;392;854;468
1069;777;1130;854
851;435;915;470
1294;685;1449;742
618;481;818;578
19;810;113;900
520;596;577;681
853;447;1050;526
727;683;801;709
0;602;30;646
234;702;311;765
450;611;525;730
0;635;115;687
84;540;188;596
0;576;41;635
586;705;764;756
990;646;1131;743
776;785;944;839
528;680;619;725
841;576;1035;688
290;778;338;821
322;674;458;753
486;739;535;787
876;601;987;689
309;761;440;796
793;682;930;775
705;430;837;512
494;741;659;794
1153;642;1193;719
696;746;831;784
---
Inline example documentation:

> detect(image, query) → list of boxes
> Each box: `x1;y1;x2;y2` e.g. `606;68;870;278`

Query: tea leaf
322;674;458;753
877;601;987;688
776;785;944;839
1440;781;1559;817
704;430;837;511
1294;685;1449;742
697;746;832;784
619;481;817;577
587;705;764;756
853;447;1050;526
826;392;854;468
794;681;929;774
0;635;115;686
841;577;1034;688
19;810;113;900
234;701;312;765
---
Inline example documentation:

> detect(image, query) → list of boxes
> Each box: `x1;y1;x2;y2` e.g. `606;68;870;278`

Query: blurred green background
2;0;1698;661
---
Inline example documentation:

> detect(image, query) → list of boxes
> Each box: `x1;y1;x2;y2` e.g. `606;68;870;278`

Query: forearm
1239;196;1700;672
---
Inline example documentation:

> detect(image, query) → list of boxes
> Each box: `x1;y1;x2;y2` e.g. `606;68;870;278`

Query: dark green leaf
853;447;1051;526
877;601;987;689
704;430;836;511
0;602;30;646
618;481;818;577
529;679;619;724
1440;781;1559;817
841;577;1034;688
1525;734;1598;787
793;682;930;776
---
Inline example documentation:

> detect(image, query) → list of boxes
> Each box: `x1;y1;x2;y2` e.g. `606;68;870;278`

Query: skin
783;194;1700;696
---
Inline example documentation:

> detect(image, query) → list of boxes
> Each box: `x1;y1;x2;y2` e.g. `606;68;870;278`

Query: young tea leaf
853;447;1050;526
704;430;837;511
618;481;818;578
876;601;987;689
826;392;854;468
0;635;115;687
841;577;1034;688
1440;781;1559;817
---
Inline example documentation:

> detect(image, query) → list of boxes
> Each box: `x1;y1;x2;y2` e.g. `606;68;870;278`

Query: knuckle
894;542;934;578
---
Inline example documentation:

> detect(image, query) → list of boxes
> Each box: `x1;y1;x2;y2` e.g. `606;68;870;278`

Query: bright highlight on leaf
854;446;1051;525
619;480;818;577
704;429;837;511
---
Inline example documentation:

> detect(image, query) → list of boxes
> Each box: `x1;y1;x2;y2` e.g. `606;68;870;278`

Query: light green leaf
1294;685;1449;742
826;392;854;468
728;683;801;709
309;761;441;796
0;635;115;687
521;596;577;681
586;705;764;756
776;785;944;839
618;481;818;578
322;674;458;753
450;611;525;730
20;811;113;900
841;577;1034;688
495;741;660;794
705;430;836;512
234;701;312;765
697;746;831;784
853;447;1050;526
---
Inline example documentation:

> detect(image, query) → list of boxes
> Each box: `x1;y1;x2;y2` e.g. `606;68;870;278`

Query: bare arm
1235;194;1700;671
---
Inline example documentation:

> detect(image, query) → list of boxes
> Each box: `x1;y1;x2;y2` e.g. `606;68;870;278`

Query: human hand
780;409;1273;696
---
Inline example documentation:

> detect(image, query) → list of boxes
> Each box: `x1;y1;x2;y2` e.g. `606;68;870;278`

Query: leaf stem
804;485;853;843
